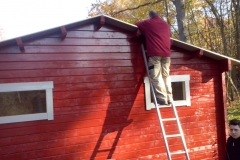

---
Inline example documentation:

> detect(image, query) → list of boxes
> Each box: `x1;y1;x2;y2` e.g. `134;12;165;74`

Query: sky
0;0;98;40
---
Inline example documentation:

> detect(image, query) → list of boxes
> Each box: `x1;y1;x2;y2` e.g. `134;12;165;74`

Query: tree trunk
172;0;188;42
233;0;240;60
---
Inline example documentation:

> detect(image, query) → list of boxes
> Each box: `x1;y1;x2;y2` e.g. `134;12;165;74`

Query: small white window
0;81;54;124
144;75;190;110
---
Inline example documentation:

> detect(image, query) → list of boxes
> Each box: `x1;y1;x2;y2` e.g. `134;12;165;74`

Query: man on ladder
135;10;172;106
135;11;190;160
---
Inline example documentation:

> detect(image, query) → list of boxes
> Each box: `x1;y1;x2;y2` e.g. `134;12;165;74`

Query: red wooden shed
0;15;240;160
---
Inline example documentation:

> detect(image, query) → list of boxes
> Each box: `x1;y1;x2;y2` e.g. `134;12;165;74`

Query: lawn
227;99;240;121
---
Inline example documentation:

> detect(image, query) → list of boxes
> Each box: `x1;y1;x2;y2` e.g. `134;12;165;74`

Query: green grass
227;99;240;121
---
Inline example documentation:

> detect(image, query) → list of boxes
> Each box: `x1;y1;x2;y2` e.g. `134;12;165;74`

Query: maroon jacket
135;16;171;57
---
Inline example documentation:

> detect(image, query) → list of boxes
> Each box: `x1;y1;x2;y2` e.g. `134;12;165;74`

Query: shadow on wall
90;38;145;159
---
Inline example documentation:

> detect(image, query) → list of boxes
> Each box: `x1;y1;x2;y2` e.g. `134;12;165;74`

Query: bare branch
112;0;162;16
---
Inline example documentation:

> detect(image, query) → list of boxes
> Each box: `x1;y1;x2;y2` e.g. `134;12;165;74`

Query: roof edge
171;38;240;65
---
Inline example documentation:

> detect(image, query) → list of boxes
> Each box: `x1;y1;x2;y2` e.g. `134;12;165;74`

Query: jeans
148;56;172;103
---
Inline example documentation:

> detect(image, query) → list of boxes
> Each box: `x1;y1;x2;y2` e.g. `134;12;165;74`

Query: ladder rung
170;151;186;155
166;134;181;138
162;118;177;121
97;149;112;152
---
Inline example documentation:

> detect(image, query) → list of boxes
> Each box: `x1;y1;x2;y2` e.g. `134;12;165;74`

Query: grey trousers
148;56;172;103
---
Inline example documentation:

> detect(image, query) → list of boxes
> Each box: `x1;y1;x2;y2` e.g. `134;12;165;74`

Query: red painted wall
0;23;226;160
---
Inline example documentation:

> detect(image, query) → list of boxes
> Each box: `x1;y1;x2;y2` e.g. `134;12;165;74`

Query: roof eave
171;38;240;65
0;15;138;48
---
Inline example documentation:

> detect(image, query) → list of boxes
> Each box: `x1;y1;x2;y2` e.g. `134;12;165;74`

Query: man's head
229;119;240;139
149;10;158;18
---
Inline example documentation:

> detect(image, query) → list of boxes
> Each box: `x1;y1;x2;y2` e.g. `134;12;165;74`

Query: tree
232;0;240;60
89;0;166;24
172;0;188;42
89;0;187;42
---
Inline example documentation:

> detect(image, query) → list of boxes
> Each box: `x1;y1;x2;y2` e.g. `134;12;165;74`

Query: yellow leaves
88;0;167;24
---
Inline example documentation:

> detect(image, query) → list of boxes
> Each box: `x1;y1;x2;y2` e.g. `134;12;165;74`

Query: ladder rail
141;44;172;160
171;100;190;159
141;44;190;160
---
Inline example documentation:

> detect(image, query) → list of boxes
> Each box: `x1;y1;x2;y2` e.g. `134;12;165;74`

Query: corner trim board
220;59;231;72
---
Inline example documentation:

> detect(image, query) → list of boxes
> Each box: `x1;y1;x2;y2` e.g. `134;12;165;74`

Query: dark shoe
157;100;167;105
167;100;172;106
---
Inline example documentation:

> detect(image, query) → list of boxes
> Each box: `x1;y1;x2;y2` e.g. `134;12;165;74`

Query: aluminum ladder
141;44;190;160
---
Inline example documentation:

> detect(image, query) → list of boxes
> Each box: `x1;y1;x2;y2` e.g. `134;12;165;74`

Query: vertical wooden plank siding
0;24;226;160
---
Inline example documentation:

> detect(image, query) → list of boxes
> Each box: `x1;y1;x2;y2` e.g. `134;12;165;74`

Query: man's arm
135;20;147;32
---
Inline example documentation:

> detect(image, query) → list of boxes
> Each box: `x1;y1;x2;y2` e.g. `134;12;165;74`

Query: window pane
0;90;46;117
172;82;185;100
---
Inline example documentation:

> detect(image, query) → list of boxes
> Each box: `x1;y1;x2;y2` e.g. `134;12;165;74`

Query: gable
0;15;240;66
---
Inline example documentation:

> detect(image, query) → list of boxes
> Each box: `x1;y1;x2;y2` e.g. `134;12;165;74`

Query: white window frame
0;81;54;124
144;75;190;110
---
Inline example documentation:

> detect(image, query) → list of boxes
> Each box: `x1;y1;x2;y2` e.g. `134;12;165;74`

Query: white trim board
144;75;191;110
0;81;54;124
